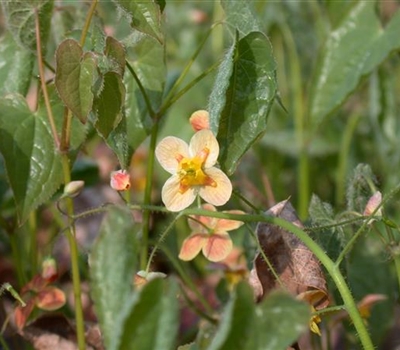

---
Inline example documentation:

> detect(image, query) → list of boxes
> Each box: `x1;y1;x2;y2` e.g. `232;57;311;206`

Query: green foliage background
0;1;400;350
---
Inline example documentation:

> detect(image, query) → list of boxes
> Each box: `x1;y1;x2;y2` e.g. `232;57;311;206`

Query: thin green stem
279;22;308;219
0;283;26;307
145;214;182;274
161;245;216;318
140;120;160;270
61;156;86;350
34;8;59;148
29;212;38;278
160;62;219;115
336;182;400;266
126;61;155;118
10;234;25;286
163;25;215;105
336;114;360;206
80;0;98;47
392;250;400;296
246;224;284;288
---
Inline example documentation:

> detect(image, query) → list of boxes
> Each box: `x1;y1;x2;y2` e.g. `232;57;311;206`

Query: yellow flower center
177;148;217;193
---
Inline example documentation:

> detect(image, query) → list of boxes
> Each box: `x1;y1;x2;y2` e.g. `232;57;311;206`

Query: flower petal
199;167;232;206
162;175;196;211
215;210;245;232
188;203;217;232
156;136;189;174
189;129;219;168
202;232;233;262
179;233;208;261
14;300;35;330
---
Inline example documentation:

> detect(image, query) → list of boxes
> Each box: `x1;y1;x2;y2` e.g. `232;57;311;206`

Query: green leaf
112;0;163;44
0;95;57;223
0;32;34;96
346;163;377;213
308;194;343;261
209;32;277;175
89;205;140;350
93;71;126;139
221;0;262;37
107;34;165;168
55;39;97;124
346;236;395;345
248;292;310;350
309;3;400;130
208;282;255;350
104;36;126;76
113;278;179;350
1;0;54;52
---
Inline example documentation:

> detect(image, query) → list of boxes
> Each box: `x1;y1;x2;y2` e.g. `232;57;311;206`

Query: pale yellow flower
155;130;232;211
179;204;244;262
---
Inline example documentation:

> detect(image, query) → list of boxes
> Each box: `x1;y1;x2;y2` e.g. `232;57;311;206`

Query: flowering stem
61;156;86;350
34;8;59;148
162;25;215;105
160;62;219;115
126;61;155;118
336;183;400;267
80;0;98;47
140;119;160;270
145;214;182;274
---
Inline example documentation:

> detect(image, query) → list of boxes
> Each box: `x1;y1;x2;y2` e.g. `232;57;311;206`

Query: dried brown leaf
249;199;329;309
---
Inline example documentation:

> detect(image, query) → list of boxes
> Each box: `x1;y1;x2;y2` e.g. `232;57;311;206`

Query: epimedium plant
0;1;400;350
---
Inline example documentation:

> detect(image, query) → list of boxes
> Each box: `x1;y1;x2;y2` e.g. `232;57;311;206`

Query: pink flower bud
110;170;131;191
363;191;382;217
189;110;210;131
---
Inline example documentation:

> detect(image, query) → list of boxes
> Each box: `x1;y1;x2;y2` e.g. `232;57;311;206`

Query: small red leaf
14;300;35;330
36;287;66;311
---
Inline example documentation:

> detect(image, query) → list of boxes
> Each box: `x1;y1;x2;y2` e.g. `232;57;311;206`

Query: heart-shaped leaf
113;0;164;44
309;2;400;131
1;0;53;52
221;0;262;37
209;32;277;175
0;89;85;224
89;205;140;350
55;39;97;124
93;71;126;139
0;32;34;96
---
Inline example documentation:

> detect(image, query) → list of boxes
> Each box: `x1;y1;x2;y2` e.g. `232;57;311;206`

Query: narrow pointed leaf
209;32;277;175
208;282;255;350
112;279;179;350
89;205;140;350
93;71;125;139
1;0;54;52
112;0;163;44
0;32;34;96
221;0;262;37
309;2;400;130
55;39;97;124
